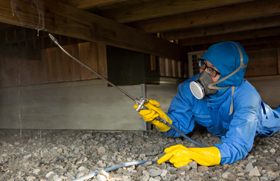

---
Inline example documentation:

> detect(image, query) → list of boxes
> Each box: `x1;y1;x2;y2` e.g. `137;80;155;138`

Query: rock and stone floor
0;128;280;181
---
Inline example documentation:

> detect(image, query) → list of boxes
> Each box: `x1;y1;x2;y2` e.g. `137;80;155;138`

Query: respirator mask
190;42;247;99
190;71;218;99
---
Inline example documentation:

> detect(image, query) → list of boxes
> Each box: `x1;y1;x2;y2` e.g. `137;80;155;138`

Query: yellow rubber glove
157;144;221;167
134;99;172;132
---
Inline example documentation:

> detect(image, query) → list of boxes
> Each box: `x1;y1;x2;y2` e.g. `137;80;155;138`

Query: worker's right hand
134;100;172;132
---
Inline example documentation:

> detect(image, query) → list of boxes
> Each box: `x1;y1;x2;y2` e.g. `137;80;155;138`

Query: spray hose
48;33;207;181
162;121;206;148
73;161;158;181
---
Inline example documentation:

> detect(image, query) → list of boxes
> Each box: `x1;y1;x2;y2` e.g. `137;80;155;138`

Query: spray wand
48;33;206;146
48;33;206;181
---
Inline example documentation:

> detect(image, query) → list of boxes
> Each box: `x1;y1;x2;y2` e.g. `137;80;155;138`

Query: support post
141;84;151;131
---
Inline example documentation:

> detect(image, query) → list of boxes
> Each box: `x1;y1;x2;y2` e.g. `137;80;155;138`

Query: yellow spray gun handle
135;97;167;123
135;97;149;112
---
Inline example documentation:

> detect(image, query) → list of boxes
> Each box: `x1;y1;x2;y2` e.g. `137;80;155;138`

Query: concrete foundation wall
0;78;179;130
0;77;279;130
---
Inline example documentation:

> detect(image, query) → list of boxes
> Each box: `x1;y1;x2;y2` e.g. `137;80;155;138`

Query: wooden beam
1;27;48;44
245;49;278;77
0;22;13;30
162;16;280;40
159;57;165;76
128;0;280;33
183;36;280;52
58;0;127;9
103;0;254;23
150;55;157;71
0;45;41;60
244;42;280;51
239;37;280;47
278;49;280;74
1;27;86;49
180;27;280;46
0;0;186;61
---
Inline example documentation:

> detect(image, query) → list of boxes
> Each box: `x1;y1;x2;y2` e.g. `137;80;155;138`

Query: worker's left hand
134;99;172;132
157;144;221;167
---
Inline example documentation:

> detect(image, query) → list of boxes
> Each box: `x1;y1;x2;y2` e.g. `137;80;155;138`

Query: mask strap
229;86;235;115
208;42;247;90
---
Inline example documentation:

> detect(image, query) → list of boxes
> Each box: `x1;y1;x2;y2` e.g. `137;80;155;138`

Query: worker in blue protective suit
134;41;280;167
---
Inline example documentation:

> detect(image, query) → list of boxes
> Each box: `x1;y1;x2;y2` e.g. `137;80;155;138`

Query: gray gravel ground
1;128;280;181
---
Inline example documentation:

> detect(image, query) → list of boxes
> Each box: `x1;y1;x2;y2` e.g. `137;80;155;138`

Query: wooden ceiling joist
183;36;280;52
58;0;127;9
0;0;186;62
240;36;280;47
161;16;280;40
128;0;280;33
244;42;280;51
179;27;280;46
102;0;254;23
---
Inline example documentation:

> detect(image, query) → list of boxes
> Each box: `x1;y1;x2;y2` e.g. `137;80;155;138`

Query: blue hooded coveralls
163;42;280;164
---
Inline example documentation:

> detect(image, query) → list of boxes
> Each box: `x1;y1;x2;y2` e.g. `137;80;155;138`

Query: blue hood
200;42;249;88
